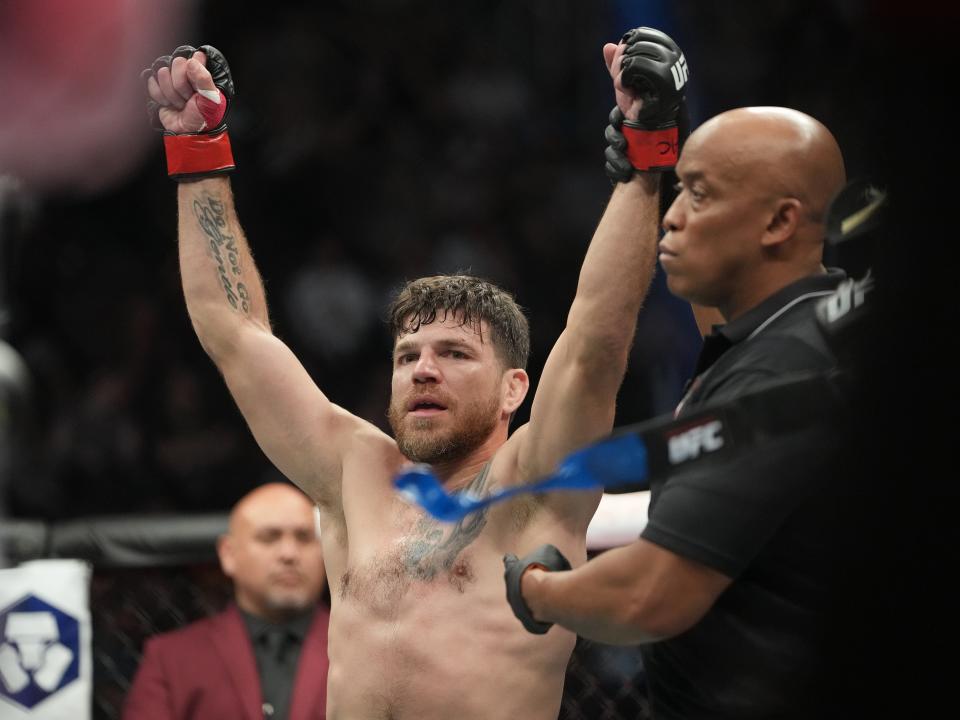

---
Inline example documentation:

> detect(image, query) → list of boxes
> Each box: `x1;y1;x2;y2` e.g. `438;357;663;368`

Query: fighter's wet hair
387;274;530;370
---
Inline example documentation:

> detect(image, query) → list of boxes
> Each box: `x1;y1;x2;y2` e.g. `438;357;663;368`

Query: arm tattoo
403;463;491;580
192;193;250;314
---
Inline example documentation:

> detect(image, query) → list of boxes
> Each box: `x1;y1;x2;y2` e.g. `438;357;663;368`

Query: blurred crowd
0;0;923;520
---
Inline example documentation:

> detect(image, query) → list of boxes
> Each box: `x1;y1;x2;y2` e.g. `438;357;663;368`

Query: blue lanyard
394;369;846;522
394;433;649;521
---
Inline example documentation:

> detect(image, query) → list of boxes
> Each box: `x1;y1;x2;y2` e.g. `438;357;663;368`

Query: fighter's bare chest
333;470;539;614
337;500;492;609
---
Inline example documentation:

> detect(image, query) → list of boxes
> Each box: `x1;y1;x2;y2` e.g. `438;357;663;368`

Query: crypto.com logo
0;595;80;710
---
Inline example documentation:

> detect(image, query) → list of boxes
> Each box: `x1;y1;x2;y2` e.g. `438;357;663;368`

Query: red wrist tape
163;131;235;180
621;125;679;171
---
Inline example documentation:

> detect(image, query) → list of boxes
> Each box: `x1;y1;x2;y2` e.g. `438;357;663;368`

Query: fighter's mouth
408;398;448;412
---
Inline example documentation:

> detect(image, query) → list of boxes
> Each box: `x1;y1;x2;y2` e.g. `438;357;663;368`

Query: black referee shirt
640;269;852;720
676;268;846;415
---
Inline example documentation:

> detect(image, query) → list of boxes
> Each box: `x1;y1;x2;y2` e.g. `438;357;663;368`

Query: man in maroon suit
123;483;330;720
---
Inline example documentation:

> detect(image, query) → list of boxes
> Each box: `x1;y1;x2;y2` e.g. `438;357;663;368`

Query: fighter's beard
389;393;501;465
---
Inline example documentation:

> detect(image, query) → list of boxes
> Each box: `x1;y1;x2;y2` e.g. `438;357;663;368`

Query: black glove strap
504;545;571;635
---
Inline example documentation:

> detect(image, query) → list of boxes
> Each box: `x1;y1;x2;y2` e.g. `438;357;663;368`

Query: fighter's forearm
521;542;668;646
177;177;271;358
565;175;659;362
516;175;661;479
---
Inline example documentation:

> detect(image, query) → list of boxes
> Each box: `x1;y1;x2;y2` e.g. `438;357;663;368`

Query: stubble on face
388;390;501;465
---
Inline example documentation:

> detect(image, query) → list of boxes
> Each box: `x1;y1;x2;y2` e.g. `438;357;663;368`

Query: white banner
586;491;650;550
0;560;92;720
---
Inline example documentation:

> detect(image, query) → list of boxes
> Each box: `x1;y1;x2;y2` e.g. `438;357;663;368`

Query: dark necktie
262;628;289;664
258;629;294;719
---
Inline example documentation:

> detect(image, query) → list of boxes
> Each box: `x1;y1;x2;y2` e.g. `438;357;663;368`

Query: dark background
3;0;922;518
1;0;957;713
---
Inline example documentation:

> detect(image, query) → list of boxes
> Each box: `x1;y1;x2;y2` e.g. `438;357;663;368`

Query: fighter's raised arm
144;46;376;509
510;29;688;504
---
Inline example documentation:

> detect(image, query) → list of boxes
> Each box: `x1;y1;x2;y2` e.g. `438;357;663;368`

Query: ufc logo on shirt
822;273;874;324
667;418;724;464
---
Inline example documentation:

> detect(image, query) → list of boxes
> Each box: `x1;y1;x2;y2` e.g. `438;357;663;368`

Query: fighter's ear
761;197;803;248
502;368;530;415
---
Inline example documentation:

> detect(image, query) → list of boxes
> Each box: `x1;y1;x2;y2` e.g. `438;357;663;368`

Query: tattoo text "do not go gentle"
193;195;250;314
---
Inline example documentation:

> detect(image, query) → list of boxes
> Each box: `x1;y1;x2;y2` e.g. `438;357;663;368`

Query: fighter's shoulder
338;411;403;463
490;423;568;487
495;422;596;490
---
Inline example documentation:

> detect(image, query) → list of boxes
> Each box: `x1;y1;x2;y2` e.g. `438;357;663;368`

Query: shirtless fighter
144;26;685;719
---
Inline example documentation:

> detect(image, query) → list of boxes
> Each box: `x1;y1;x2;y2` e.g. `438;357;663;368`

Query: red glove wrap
621;125;679;171
163;131;235;180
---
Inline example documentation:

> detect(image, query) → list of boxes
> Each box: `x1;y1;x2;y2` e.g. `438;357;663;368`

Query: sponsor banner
0;560;92;719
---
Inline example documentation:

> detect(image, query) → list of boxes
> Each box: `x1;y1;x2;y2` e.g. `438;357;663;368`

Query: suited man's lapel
208;605;263;720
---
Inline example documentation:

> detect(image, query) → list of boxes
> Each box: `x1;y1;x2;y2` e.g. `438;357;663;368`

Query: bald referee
506;107;857;719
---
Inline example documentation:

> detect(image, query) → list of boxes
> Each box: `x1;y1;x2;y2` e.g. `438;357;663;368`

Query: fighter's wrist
520;566;549;622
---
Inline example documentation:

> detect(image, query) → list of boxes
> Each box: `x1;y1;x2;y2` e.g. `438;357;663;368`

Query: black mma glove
143;44;236;180
503;544;571;635
604;27;689;180
604;107;635;184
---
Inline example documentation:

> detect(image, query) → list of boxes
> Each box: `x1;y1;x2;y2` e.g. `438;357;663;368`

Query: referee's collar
695;268;846;376
718;268;845;343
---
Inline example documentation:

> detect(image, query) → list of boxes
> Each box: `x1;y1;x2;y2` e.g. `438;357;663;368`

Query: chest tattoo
401;463;491;581
338;465;494;605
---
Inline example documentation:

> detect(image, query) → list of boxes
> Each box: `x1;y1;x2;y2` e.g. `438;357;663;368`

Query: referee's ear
761;197;803;249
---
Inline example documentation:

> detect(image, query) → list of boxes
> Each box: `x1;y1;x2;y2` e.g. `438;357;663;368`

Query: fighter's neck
430;434;505;490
